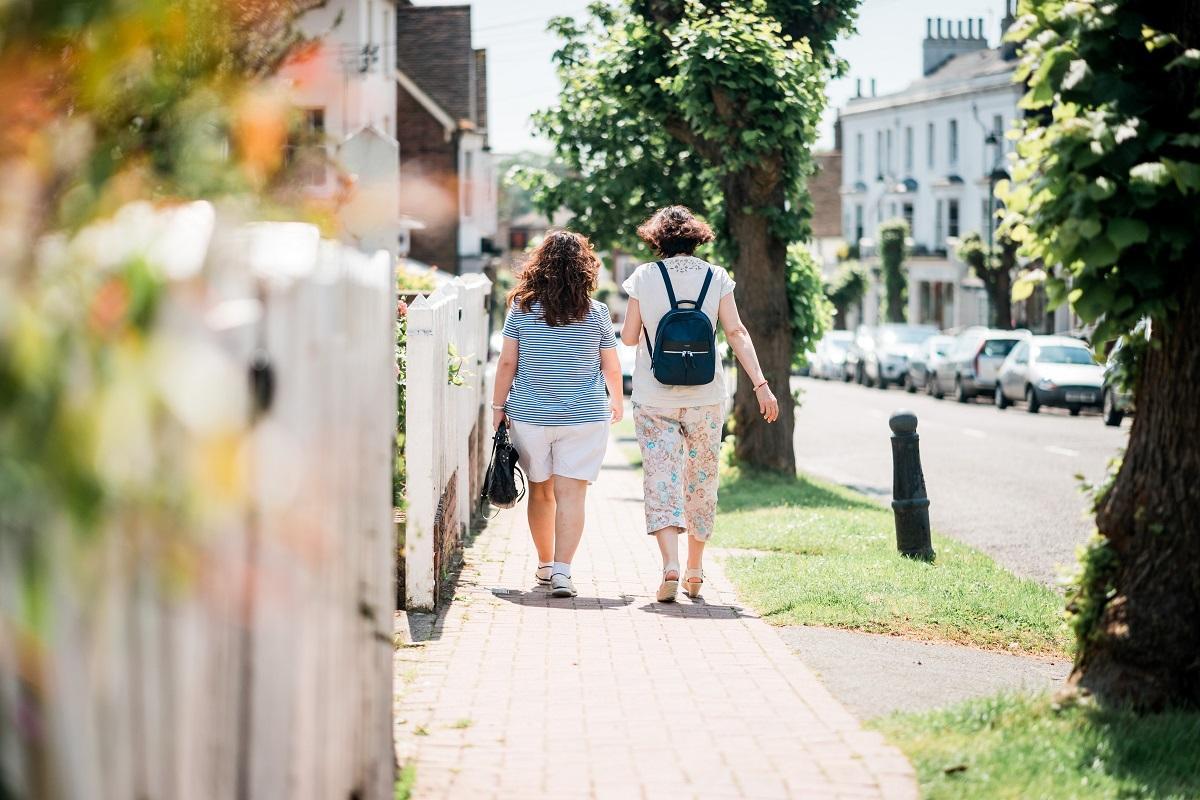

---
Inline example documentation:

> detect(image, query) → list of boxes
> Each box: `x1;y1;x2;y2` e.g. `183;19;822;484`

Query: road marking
1044;445;1080;457
961;428;986;439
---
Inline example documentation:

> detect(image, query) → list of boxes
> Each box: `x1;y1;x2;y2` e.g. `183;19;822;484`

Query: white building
281;0;410;259
840;11;1026;330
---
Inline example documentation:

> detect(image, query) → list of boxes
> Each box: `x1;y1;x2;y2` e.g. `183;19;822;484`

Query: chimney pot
936;17;942;37
979;18;985;39
870;78;877;97
957;20;963;38
855;77;862;98
926;18;932;38
967;19;974;38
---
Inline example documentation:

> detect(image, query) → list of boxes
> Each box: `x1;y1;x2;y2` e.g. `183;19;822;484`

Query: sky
416;0;1009;155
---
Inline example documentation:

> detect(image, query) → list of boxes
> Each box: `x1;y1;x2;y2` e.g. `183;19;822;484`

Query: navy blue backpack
642;261;717;386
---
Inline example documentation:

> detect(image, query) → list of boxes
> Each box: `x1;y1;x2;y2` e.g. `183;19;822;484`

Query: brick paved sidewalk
394;441;917;800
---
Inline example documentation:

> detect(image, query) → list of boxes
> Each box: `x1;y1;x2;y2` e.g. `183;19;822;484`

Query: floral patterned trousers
632;403;724;541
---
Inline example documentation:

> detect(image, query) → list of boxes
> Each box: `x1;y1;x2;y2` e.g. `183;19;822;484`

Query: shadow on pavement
637;598;749;619
489;587;636;609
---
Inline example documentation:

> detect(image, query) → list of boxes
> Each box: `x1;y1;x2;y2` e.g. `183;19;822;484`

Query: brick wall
397;82;460;271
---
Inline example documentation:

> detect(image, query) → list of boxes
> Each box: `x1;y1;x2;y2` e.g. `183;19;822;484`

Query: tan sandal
657;565;680;603
683;568;704;599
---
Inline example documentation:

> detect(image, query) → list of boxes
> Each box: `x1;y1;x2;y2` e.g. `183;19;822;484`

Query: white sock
552;561;571;577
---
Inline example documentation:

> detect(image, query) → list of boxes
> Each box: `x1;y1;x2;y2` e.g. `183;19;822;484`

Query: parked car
995;335;1103;415
844;325;877;385
864;324;940;389
907;334;955;394
1098;320;1149;426
615;340;637;395
936;327;1030;402
811;330;853;380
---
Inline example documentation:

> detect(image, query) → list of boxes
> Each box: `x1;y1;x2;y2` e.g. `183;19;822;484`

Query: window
875;131;883;178
903;202;914;231
935;199;944;244
947;199;960;238
885;129;893;174
904;126;913;172
948;119;959;165
926;122;935;168
982;199;992;230
854;205;864;243
287;108;327;186
855;132;864;177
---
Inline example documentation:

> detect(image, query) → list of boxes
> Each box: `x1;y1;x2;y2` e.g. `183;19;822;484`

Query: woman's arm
717;293;780;423
600;348;624;422
621;299;642;346
491;336;518;430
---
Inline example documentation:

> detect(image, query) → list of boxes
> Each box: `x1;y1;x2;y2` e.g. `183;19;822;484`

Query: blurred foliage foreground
0;0;314;600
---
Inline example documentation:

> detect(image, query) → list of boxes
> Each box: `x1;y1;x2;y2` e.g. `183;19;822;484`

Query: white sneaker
550;573;577;598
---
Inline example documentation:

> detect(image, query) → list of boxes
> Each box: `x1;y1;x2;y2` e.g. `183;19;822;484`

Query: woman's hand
610;398;624;424
492;408;506;431
755;382;780;423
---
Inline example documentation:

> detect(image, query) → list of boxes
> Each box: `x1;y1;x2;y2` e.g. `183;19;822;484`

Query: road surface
791;376;1130;586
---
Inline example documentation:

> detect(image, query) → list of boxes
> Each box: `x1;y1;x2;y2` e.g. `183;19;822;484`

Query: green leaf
1163;158;1200;194
1081;237;1119;267
1107;218;1149;250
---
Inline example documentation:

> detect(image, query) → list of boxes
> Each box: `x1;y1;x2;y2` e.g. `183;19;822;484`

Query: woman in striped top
492;231;624;598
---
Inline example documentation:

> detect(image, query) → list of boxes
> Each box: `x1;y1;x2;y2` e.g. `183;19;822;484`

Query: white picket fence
403;274;493;611
0;205;397;799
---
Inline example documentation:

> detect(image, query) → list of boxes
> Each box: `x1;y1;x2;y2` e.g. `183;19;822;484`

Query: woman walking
492;230;624;598
621;206;779;602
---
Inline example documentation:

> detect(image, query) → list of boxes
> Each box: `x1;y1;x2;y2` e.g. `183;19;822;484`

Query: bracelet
753;380;769;391
490;404;506;411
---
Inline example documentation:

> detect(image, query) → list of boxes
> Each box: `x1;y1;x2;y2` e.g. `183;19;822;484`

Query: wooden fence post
403;293;438;611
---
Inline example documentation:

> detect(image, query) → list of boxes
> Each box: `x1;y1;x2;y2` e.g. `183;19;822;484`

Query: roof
809;151;842;238
396;5;477;126
843;48;1017;116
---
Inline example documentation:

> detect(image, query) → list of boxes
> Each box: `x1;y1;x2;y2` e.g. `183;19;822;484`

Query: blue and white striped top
502;299;617;425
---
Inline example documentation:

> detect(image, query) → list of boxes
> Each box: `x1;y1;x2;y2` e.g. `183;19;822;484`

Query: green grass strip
872;693;1200;799
715;466;1070;655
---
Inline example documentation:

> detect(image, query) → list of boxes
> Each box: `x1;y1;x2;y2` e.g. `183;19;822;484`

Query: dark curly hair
636;205;715;256
508;230;601;326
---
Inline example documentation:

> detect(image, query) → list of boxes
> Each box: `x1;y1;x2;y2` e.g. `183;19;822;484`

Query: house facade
394;3;498;274
839;13;1019;331
283;0;407;258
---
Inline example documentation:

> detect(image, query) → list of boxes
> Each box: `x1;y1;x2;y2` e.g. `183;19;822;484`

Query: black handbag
481;422;526;512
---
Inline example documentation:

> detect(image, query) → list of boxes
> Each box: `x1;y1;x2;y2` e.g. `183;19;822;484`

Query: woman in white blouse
621;206;779;602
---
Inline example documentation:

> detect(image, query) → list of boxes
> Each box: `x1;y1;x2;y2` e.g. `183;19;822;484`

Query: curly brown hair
507;230;601;326
636;205;715;256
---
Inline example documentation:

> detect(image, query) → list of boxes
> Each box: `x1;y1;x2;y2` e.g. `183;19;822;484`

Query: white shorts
507;420;610;483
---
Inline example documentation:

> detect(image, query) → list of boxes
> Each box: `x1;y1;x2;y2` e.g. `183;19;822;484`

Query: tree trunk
1070;271;1200;710
723;170;795;473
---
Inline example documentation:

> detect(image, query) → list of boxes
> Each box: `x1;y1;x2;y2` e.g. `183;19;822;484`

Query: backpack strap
656;261;679;309
693;268;715;310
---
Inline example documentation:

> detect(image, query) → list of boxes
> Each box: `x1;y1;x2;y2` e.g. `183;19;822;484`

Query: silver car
907;335;955;395
812;330;853;380
865;324;940;390
936;327;1030;402
995;335;1103;415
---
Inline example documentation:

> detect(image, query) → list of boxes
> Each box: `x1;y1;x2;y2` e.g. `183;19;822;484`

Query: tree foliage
877;219;908;323
999;0;1200;346
956;231;1015;329
825;260;868;329
522;0;858;470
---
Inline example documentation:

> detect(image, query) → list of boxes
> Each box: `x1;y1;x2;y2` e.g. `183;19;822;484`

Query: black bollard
889;411;935;561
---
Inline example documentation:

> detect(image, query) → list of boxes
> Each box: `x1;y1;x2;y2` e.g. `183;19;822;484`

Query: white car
811;330;853;380
995;335;1103;415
